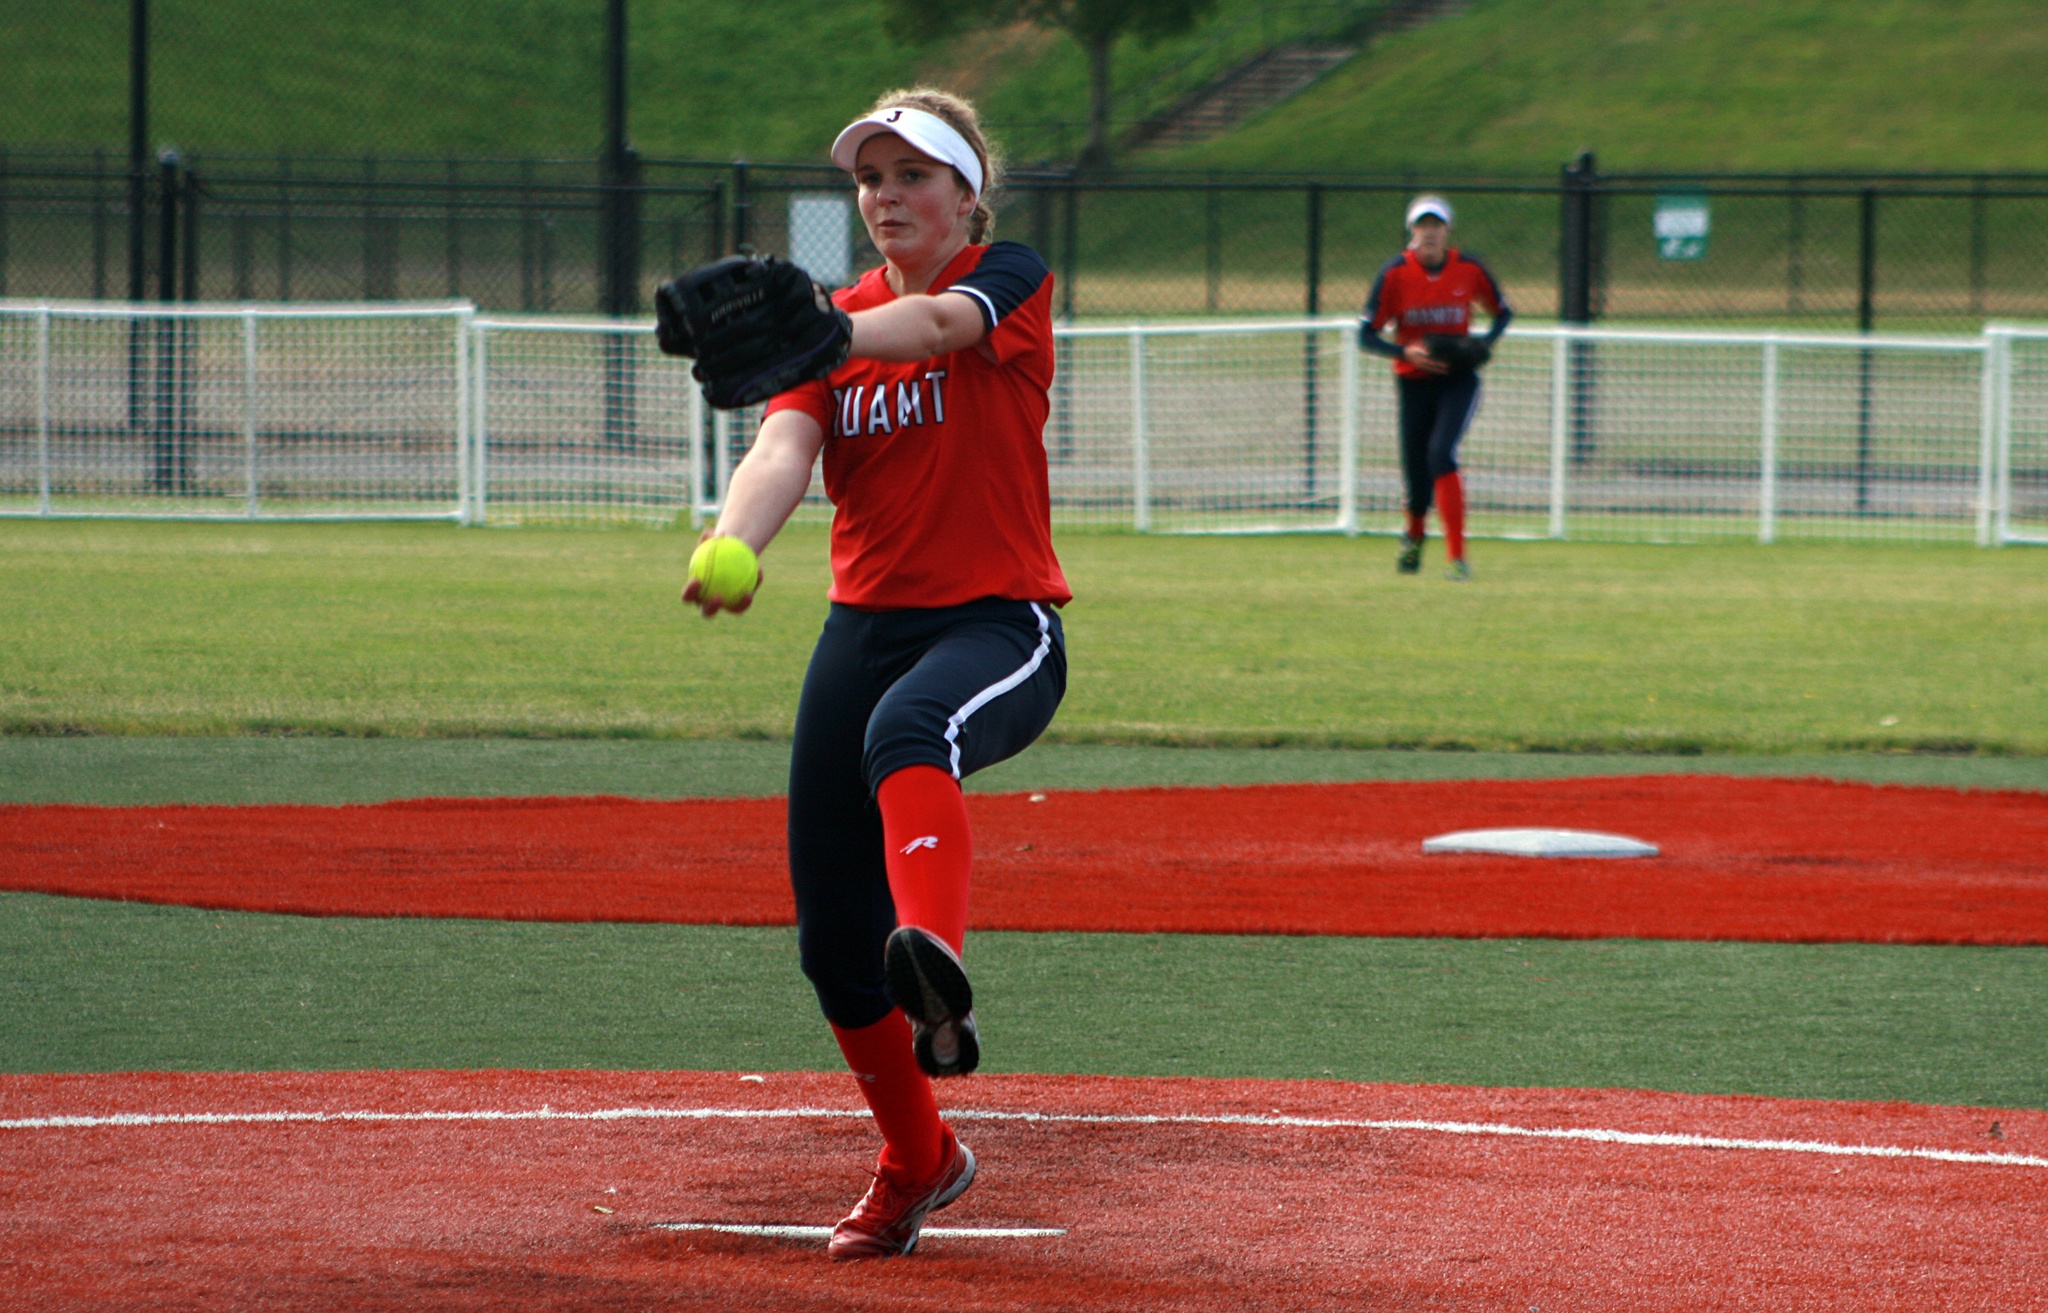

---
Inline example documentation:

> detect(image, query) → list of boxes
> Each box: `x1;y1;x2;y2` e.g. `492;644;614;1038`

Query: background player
1359;195;1513;580
669;88;1067;1261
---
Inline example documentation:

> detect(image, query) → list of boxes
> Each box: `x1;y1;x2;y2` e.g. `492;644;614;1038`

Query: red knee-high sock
831;1013;946;1180
876;764;973;955
1435;472;1466;562
1404;510;1426;541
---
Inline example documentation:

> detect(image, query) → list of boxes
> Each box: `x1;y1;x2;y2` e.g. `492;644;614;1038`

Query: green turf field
7;738;2048;806
5;518;2042;1111
5;893;2042;1110
4;520;2043;752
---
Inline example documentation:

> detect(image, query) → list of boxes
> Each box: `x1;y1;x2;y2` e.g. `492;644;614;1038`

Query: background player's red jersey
1362;248;1509;378
767;242;1070;611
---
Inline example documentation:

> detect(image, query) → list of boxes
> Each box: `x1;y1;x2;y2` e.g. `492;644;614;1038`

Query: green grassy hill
6;1;2047;171
3;0;930;161
1157;0;2048;173
0;0;1320;165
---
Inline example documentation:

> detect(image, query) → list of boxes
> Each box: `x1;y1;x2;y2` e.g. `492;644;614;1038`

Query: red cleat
828;1133;977;1261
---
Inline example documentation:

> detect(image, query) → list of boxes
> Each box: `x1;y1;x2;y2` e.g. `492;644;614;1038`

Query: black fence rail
5;149;2048;326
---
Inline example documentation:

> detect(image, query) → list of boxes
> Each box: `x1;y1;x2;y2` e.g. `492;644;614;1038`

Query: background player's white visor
1406;196;1454;226
831;108;983;200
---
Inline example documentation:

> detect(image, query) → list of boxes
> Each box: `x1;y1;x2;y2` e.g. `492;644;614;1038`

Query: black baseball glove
1425;334;1493;374
655;256;853;410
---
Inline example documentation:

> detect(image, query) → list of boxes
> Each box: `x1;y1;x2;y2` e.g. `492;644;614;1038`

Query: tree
884;0;1218;167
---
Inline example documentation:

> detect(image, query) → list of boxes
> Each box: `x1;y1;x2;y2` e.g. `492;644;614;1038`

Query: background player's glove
1425;334;1493;374
655;256;853;410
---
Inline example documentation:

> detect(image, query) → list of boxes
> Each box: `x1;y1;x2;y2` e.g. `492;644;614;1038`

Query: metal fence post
1851;190;1877;514
601;150;640;450
180;160;199;301
712;404;732;511
472;324;490;524
1303;182;1322;503
1968;177;1987;316
1858;189;1877;334
445;159;462;299
1977;329;2001;547
1337;322;1359;534
35;306;51;516
243;310;259;517
1559;152;1600;465
153;150;182;495
1759;336;1779;544
275;157;292;301
1548;330;1569;539
1131;326;1150;532
92;149;109;299
1061;173;1078;321
688;381;706;528
731;160;751;254
128;0;150;304
519;160;537;309
455;312;472;525
0;150;11;299
1993;330;2014;545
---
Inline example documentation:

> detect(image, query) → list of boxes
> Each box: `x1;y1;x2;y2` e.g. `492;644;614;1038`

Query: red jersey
765;241;1071;611
1361;248;1509;378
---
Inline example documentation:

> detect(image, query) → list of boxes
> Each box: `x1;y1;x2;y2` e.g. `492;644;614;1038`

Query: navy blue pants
788;598;1066;1029
1397;371;1481;516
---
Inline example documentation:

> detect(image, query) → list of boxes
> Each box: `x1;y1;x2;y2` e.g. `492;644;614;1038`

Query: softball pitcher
658;87;1067;1261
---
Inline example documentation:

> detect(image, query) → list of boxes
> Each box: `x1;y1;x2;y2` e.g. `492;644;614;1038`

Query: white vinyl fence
3;299;2044;545
0;302;471;520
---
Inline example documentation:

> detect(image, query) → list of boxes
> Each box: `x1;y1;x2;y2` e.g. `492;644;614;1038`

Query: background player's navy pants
788;597;1066;1029
1397;371;1481;516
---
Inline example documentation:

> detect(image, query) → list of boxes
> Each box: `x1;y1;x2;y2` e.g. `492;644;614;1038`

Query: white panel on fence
1045;331;1137;531
1139;324;1339;532
1770;339;1984;542
0;302;468;520
1549;333;1766;542
463;318;837;527
788;196;854;289
470;320;686;523
1454;330;1555;540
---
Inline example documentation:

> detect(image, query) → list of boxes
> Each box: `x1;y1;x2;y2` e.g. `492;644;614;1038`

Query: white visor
831;106;984;199
1406;195;1453;226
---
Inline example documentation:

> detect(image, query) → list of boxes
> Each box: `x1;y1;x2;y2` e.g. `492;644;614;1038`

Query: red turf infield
2;1069;2042;1312
4;777;2045;944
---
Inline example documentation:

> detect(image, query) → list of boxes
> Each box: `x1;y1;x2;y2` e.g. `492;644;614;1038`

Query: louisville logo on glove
655;256;854;410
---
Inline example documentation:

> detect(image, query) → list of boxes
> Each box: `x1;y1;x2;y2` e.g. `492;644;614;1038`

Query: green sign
1654;194;1710;260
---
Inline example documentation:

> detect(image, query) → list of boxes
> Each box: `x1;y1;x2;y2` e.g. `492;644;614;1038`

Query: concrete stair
1124;0;1470;151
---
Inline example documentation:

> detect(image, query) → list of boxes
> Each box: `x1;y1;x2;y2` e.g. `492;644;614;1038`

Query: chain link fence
7;153;2048;329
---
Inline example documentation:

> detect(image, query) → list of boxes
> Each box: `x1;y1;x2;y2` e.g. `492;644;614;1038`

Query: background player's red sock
1434;472;1467;561
831;1013;946;1180
876;764;972;955
1404;510;1426;541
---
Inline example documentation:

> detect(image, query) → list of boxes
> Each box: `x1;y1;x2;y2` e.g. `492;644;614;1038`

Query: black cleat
1396;535;1423;574
884;926;980;1078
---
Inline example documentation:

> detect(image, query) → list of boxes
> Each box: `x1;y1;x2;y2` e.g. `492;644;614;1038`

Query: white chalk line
3;1103;2040;1170
654;1223;1065;1240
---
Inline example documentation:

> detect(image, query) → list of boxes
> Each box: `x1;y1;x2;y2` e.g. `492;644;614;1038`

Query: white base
1423;827;1659;858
